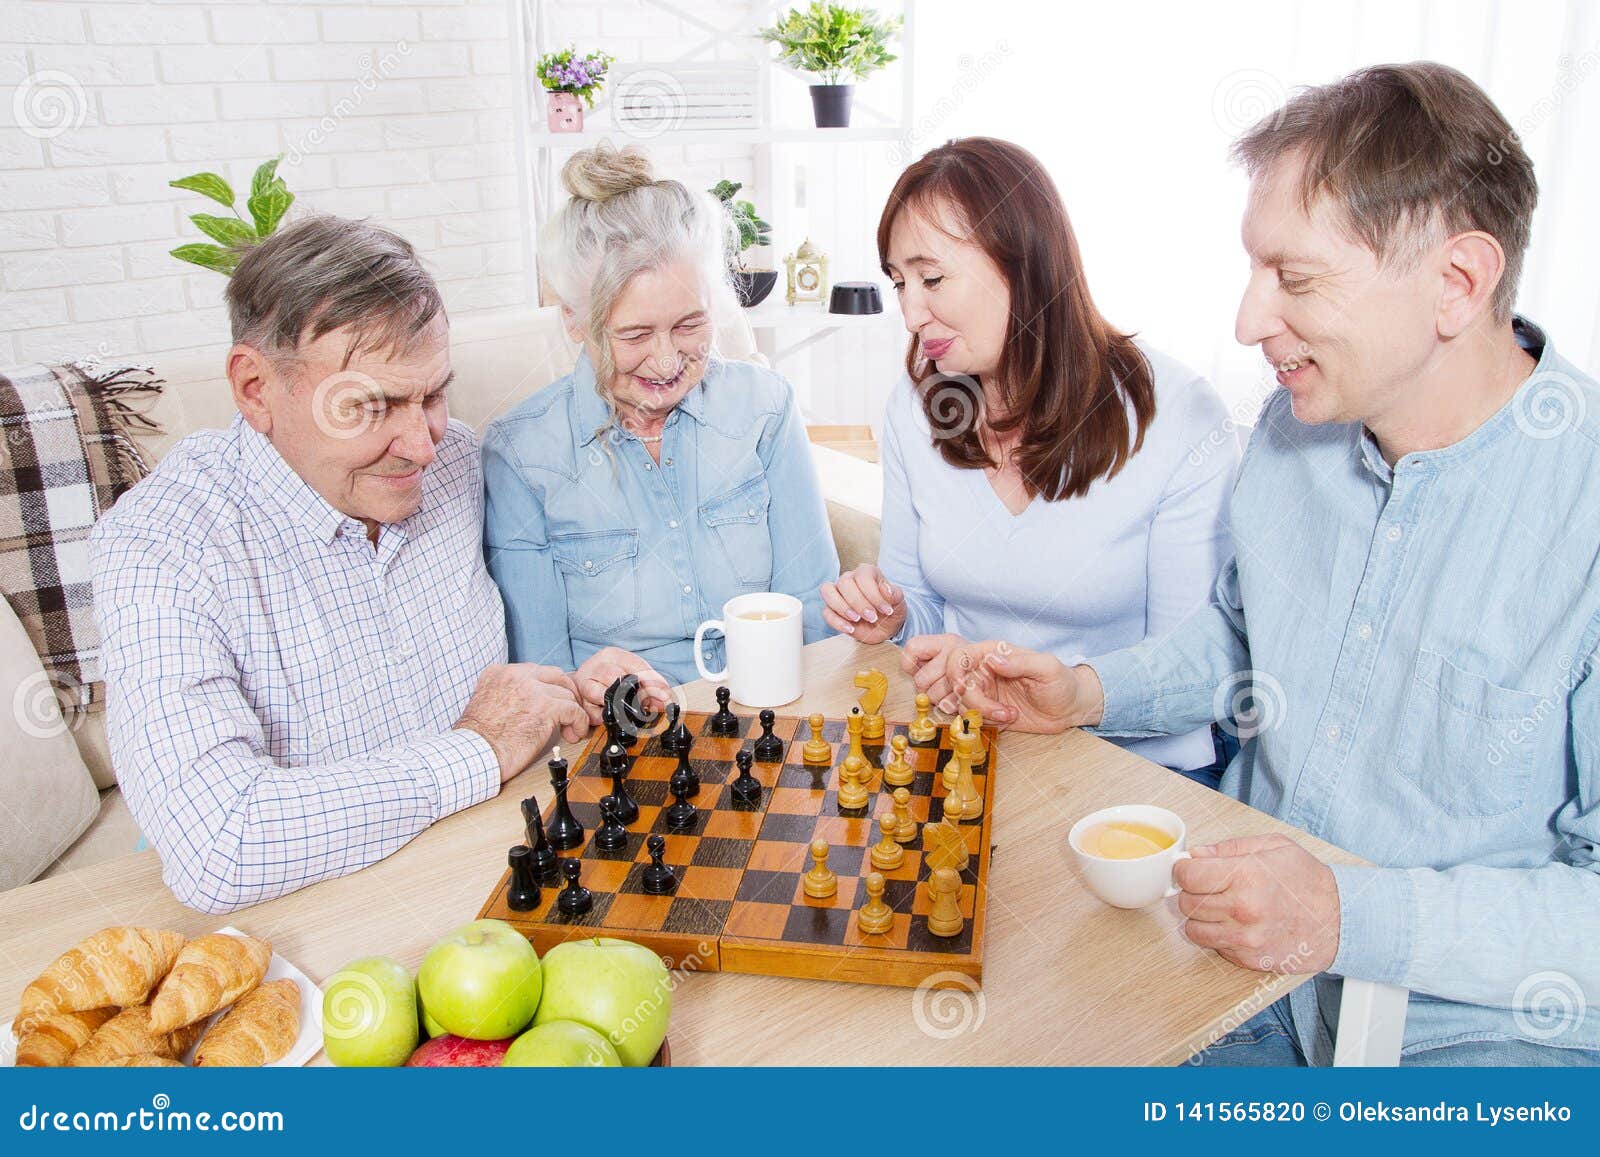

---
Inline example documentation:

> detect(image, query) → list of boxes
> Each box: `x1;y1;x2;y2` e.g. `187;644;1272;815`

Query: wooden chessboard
479;710;997;989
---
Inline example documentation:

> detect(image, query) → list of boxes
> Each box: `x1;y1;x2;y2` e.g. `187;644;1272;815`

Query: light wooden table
0;636;1402;1065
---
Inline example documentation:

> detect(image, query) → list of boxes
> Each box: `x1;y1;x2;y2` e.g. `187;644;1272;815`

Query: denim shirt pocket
699;474;773;588
550;528;641;635
1394;648;1540;818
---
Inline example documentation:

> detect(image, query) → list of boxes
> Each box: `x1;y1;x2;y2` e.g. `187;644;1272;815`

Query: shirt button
1357;624;1372;640
683;584;692;594
645;463;654;471
668;519;679;529
746;508;756;517
664;457;673;466
1326;724;1341;742
583;560;594;570
1386;526;1402;542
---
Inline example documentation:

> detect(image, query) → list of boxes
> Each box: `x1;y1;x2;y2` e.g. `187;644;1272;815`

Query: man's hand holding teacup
1175;834;1340;974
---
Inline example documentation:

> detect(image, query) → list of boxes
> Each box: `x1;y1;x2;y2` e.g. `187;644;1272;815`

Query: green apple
418;919;542;1041
532;937;671;1066
503;1020;621;1067
416;988;448;1038
322;956;419;1067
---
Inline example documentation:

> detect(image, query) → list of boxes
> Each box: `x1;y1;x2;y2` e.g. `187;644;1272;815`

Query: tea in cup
1068;805;1191;909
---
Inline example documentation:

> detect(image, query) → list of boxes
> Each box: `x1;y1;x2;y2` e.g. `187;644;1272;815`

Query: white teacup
693;592;803;708
1068;804;1192;909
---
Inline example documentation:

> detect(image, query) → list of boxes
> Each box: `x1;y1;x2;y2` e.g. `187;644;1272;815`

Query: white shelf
741;293;901;331
527;124;904;148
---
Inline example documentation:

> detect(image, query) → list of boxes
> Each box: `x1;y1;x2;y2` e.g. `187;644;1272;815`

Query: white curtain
793;0;1600;427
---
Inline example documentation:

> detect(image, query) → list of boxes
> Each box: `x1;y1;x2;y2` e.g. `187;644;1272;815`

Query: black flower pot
809;83;854;128
734;268;778;308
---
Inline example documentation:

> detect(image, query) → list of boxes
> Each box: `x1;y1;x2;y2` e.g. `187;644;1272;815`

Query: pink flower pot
546;91;583;133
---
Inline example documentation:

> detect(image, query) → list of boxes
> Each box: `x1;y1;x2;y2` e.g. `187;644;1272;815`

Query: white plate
3;925;324;1067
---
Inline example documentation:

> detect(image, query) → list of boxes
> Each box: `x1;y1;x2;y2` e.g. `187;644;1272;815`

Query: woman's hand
904;638;1103;734
820;564;907;643
571;646;672;727
899;633;970;707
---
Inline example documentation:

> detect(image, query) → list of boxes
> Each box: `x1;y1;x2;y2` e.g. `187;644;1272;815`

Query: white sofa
1;305;881;890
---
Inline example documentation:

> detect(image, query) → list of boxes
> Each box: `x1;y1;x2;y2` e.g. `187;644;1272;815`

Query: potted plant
536;47;615;132
757;3;901;129
168;155;294;275
710;180;776;307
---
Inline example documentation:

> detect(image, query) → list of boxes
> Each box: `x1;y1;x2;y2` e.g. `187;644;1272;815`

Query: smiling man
90;217;590;914
923;63;1599;1065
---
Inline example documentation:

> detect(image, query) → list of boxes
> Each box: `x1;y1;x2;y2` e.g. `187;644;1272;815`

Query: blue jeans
1188;996;1600;1066
1172;725;1236;792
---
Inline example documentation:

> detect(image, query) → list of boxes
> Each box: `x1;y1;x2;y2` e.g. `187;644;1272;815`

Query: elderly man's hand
454;663;591;783
571;646;672;727
1175;834;1341;974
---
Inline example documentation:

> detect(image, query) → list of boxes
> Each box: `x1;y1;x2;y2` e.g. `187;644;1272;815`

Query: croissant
13;1007;118;1067
69;1005;204;1067
193;979;300;1067
148;933;271;1034
20;927;185;1016
107;1054;184;1067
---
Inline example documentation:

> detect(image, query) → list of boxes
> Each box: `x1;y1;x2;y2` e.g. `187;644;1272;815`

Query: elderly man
910;63;1599;1065
90;217;593;914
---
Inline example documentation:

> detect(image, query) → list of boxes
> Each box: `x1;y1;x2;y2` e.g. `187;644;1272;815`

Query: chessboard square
842;911;912;950
767;786;821;815
769;715;801;740
881;877;919;910
702;808;763;840
905;914;975;954
776;764;833;789
781;903;853;946
812;814;872;848
604;891;673;930
628;781;670;808
629;805;663;832
649;807;711;838
629;755;676;780
881;850;923;882
661;897;731;936
793;875;859;908
758;811;826;844
746;840;809;873
724;901;789;939
581;858;634;892
709;783;769;811
546;890;616;926
679;865;741;902
735;869;796;904
585;838;636;864
689;835;753;869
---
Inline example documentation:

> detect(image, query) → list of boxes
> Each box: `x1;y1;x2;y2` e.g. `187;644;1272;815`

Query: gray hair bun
561;142;656;203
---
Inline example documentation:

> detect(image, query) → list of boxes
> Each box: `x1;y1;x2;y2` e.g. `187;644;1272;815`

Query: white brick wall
1;1;761;368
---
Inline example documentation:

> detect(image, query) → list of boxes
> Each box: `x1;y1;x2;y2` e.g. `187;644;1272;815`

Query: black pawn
753;708;783;762
668;744;701;799
661;702;688;755
507;845;541;911
593;796;629;852
708;685;740;737
556;859;592;917
521;797;560;883
641;834;678;896
664;776;698;831
730;747;762;806
599;743;639;824
546;756;584;851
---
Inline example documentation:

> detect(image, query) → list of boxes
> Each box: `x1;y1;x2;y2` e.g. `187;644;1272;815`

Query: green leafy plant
169;156;295;275
535;47;615;108
709;180;772;269
756;3;901;85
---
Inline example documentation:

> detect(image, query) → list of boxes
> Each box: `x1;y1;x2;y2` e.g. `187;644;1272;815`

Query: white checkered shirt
90;415;507;914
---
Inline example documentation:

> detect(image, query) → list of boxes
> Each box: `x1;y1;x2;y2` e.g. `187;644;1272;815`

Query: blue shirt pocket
1394;648;1540;818
550;528;641;635
699;474;773;589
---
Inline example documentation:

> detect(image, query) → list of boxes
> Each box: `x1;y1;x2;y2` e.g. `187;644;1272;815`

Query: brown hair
877;137;1155;502
1231;61;1537;322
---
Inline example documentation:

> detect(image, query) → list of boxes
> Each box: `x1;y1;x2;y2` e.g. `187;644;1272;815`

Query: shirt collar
572;348;718;446
235;415;357;546
1358;315;1554;481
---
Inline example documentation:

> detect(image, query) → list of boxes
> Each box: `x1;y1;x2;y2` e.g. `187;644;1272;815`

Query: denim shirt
1091;319;1600;1061
482;351;839;684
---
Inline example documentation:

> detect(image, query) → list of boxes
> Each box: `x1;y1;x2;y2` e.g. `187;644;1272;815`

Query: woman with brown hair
819;137;1238;780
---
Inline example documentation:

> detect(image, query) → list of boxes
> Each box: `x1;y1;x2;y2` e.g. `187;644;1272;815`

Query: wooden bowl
649;1038;671;1067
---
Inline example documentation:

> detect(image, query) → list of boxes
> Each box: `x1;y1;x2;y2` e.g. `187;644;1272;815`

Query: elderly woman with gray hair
483;143;839;718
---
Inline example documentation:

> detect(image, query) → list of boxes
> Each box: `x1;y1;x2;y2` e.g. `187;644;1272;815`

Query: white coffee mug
1068;804;1192;909
693;592;803;708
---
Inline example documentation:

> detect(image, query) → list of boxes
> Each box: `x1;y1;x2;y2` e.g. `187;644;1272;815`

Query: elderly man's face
238;315;452;536
1235;155;1439;428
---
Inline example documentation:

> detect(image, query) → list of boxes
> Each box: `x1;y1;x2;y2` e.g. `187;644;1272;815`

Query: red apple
404;1034;514;1067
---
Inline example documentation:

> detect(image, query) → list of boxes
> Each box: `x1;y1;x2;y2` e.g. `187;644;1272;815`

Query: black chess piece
603;679;638;749
641;834;678;896
708;685;740;737
599;742;639;824
730;746;762;806
664;775;698;831
546;754;585;850
521;797;560;883
593;796;629;852
661;702;689;755
507;845;542;911
556;858;593;916
752;708;783;762
668;744;701;799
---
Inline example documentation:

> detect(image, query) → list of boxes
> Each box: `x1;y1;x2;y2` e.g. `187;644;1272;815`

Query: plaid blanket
0;360;162;717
